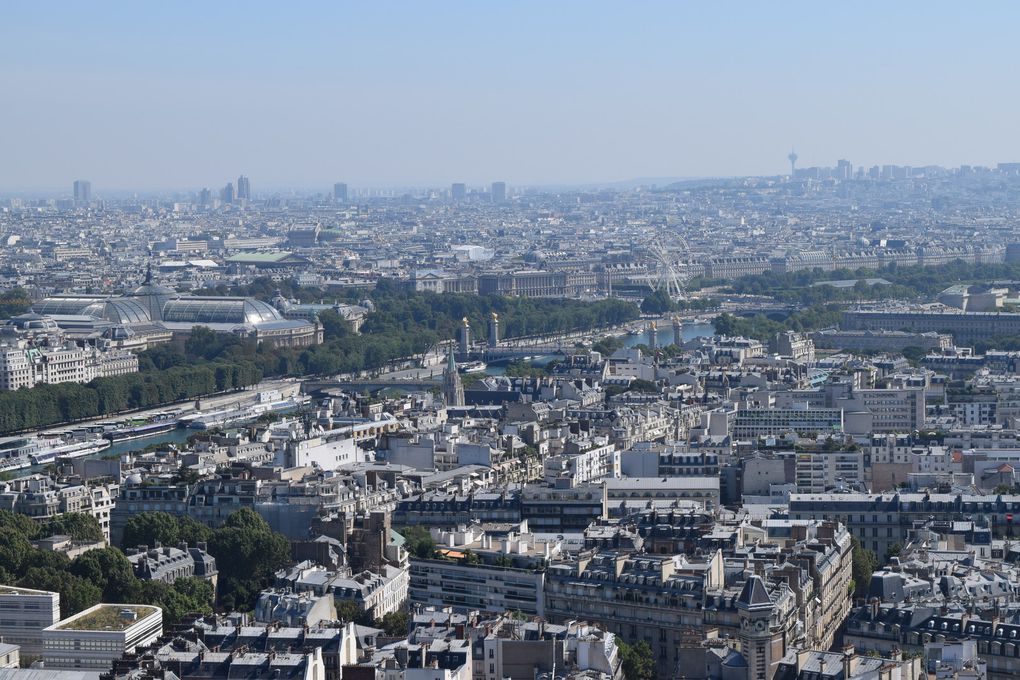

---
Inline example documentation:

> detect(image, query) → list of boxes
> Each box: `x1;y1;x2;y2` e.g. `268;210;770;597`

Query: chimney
843;645;856;678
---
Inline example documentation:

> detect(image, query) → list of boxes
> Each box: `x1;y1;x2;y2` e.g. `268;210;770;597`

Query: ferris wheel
647;236;692;300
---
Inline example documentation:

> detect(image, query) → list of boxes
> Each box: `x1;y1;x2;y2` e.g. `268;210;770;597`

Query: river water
484;321;716;375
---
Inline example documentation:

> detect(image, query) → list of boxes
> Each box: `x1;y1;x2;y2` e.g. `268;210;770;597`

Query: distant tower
458;317;472;356
451;183;466;201
443;346;465;407
672;315;683;347
787;149;798;176
491;181;507;204
334;182;348;203
648;321;657;351
73;179;91;204
221;182;235;203
488;312;500;348
236;175;251;201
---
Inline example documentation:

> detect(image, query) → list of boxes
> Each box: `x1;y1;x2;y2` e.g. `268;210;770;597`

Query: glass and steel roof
82;299;151;324
33;296;106;316
162;297;284;325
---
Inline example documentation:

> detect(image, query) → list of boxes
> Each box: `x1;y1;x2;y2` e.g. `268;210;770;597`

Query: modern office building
73;179;91;204
42;603;163;670
451;183;466;201
733;407;844;438
490;181;506;203
333;182;348;202
236;175;251;201
0;585;61;656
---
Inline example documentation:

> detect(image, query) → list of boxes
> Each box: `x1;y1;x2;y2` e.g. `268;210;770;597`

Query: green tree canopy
851;537;879;596
616;639;655;680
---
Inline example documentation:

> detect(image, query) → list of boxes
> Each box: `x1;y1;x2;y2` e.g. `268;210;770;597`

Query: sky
1;1;1019;193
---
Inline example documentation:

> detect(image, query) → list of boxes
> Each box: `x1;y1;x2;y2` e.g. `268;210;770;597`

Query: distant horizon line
5;159;1020;198
0;175;723;198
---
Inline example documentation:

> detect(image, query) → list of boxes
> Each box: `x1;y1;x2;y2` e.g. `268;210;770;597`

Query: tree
17;567;101;616
318;309;351;340
616;639;655;680
207;509;291;611
177;516;214;546
399;526;436;559
640;290;673;315
378;611;409;637
70;548;139;602
851;537;879;596
0;527;33;575
42;513;104;543
335;600;373;626
122;512;181;549
628;379;661;394
0;511;40;539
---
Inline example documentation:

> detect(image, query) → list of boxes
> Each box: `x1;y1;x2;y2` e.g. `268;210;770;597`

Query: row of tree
725;259;1020;305
711;305;844;341
0;359;262;434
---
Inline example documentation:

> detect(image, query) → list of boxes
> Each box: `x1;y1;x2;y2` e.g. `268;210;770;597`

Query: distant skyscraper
199;187;211;206
236;175;251;200
334;183;348;203
491;181;506;203
451;183;466;201
836;159;852;181
73;179;91;204
221;182;234;203
787;150;798;176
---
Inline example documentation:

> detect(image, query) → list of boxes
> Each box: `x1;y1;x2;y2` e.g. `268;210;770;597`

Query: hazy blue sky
2;2;1018;192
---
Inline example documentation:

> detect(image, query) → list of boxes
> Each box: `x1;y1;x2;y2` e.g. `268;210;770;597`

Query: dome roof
162;297;284;325
81;298;151;324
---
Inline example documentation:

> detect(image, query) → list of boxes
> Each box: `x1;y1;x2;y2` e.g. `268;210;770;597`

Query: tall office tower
221;182;235;203
490;181;506;203
836;159;852;181
73;180;91;204
236;175;251;200
451;182;466;201
333;182;348;202
199;187;211;206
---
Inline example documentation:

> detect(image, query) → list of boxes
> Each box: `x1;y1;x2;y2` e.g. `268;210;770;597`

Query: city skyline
3;2;1020;190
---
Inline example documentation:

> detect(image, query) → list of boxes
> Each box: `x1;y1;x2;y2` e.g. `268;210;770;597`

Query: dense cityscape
8;4;1020;680
1;161;1020;680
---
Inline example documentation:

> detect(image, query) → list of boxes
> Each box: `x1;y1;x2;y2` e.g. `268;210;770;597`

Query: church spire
443;344;465;407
